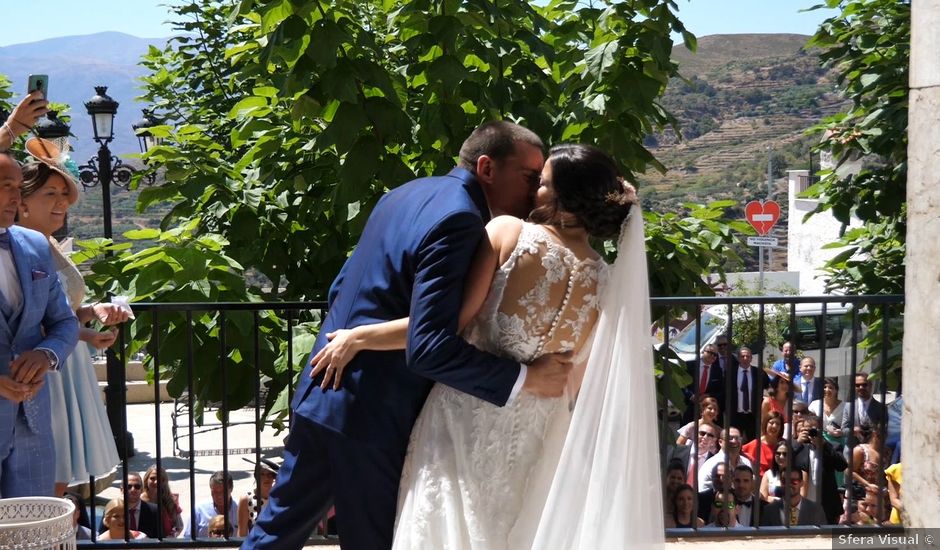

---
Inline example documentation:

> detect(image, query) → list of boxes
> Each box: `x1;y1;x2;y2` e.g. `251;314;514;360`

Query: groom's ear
475;154;496;185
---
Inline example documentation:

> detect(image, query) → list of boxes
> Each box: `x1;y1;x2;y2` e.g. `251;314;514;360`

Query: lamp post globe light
132;109;162;154
132;109;162;185
33;110;72;155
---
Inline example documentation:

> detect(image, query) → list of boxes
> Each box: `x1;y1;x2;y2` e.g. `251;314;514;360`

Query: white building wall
786;168;861;295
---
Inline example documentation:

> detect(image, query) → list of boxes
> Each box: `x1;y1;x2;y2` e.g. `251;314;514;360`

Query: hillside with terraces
639;34;845;211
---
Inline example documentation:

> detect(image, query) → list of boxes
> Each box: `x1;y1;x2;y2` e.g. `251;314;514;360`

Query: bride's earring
21;210;29;218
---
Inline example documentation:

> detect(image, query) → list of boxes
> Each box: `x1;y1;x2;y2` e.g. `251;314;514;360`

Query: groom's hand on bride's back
522;351;573;397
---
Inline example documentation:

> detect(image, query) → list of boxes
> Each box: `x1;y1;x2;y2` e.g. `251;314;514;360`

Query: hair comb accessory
605;176;638;208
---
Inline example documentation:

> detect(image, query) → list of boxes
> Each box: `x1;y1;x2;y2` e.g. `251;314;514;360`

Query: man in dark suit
793;414;847;525
683;344;725;424
245;122;573;550
841;373;887;451
98;473;160;538
729;347;766;442
760;469;827;526
795;357;823;405
714;334;736;374
0;153;78;497
731;464;759;527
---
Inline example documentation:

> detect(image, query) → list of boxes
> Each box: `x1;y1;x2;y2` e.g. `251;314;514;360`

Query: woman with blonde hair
99;499;147;540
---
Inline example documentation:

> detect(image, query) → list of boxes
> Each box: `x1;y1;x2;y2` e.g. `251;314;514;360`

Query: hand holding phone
27;74;49;99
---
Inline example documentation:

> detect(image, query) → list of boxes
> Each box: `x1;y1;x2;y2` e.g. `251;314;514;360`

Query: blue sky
0;0;837;47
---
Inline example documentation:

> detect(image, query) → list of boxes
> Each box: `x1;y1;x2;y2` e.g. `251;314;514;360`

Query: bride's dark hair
529;144;636;239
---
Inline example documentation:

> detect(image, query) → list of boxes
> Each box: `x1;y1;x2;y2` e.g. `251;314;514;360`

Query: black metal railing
655;294;904;537
69;294;902;547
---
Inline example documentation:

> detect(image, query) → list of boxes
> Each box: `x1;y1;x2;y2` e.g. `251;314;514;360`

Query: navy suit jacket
292;168;522;450
795;375;823;404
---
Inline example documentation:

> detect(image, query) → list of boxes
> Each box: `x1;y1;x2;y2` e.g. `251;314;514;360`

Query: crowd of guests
664;338;903;528
62;458;280;541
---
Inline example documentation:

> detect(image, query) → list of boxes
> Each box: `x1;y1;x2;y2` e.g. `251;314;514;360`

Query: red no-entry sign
745;200;780;236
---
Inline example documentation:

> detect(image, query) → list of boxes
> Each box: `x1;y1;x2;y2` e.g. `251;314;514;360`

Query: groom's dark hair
458;121;543;174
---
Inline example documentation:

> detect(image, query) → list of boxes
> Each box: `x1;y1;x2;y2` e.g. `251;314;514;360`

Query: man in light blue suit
245;122;574;550
0;153;78;497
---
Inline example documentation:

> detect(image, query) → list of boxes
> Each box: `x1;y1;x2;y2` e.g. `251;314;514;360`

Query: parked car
669;302;867;387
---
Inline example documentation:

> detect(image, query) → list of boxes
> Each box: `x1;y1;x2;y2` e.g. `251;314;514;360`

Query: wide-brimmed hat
242;457;280;475
23;137;79;205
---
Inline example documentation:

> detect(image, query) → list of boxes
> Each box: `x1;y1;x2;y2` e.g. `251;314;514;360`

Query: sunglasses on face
127;483;142;490
210;529;227;536
855;383;870;388
775;452;788;457
698;431;717;438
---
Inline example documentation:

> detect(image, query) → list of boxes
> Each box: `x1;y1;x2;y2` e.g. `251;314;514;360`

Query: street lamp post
77;86;136;459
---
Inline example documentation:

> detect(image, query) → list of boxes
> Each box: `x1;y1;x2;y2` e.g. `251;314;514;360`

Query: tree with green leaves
806;0;908;381
79;0;751;426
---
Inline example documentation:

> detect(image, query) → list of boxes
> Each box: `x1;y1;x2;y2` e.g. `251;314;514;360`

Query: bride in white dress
312;144;663;550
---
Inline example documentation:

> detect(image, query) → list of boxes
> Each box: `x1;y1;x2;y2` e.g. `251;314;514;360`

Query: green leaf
338;135;382;204
123;228;162;240
229;96;268;118
584;41;618;77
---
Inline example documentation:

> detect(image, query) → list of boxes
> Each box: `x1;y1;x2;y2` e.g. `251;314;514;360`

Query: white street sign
747;236;779;247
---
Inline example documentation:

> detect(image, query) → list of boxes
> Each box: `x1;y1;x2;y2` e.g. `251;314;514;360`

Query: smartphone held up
27;74;49;99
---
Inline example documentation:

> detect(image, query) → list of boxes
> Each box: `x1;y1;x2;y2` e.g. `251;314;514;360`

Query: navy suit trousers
243;416;406;550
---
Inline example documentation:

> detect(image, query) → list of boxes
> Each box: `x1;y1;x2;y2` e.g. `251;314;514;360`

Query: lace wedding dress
392;222;606;550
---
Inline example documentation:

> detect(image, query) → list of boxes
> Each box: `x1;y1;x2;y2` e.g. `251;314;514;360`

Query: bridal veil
528;207;664;549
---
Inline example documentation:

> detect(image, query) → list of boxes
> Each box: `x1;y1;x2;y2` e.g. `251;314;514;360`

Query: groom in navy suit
245;122;574;550
0;153;78;497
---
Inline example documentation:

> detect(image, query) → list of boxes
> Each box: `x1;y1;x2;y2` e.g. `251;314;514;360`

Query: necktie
741;369;750;412
129;508;138;530
0;232;9;251
736;500;752;508
858;399;869;425
700;363;710;396
789;503;799;526
802;379;811;403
